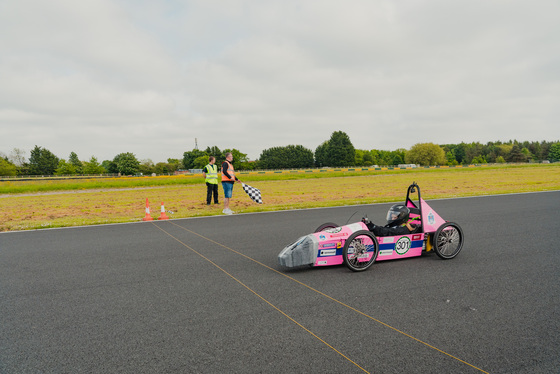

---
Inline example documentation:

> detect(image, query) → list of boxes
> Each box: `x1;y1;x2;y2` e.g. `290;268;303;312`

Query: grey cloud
1;0;558;162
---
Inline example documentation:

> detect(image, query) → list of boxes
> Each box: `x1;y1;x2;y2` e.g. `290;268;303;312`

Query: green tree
193;155;210;169
471;155;487;164
113;152;140;175
241;159;257;171
369;150;380;166
167;158;182;171
507;144;527;163
259;145;314;169
548;142;560;162
68;152;83;174
83;157;105;174
102;160;117;174
182;149;207;169
521;147;533;162
314;142;328;167
55;159;76;175
154;162;179;174
354;150;365;166
445;151;459;165
405;143;446;166
536;141;553;161
28;146;59;175
465;142;484;164
391;149;406;165
444;143;467;164
204;146;223;161
139;159;155;175
376;150;394;166
362;151;374;166
223;149;251;170
326;131;355;167
482;142;505;163
0;158;17;176
355;149;380;166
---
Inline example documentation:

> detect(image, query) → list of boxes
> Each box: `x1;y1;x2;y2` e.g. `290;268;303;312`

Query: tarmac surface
1;191;559;373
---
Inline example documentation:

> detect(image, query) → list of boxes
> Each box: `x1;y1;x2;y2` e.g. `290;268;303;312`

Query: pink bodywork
311;198;446;267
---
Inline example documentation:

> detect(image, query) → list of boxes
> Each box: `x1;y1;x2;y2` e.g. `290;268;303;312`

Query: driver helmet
386;204;410;226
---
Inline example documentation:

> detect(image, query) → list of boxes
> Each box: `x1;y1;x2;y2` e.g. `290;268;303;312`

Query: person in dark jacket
221;152;240;215
363;204;420;236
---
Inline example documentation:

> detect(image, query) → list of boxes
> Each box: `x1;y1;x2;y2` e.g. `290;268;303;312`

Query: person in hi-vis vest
221;152;240;215
202;156;219;205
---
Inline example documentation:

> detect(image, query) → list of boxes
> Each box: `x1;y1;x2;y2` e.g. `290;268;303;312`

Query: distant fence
237;164;480;175
0;174;120;181
4;163;547;181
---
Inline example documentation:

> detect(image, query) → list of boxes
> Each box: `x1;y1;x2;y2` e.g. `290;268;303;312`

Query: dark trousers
206;182;219;204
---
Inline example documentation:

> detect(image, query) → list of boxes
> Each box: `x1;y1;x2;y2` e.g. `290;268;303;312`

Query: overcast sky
1;0;559;163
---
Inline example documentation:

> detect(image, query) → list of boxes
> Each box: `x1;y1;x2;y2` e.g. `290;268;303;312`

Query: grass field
1;164;558;232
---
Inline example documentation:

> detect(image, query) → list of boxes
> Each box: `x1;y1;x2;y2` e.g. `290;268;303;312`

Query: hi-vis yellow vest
205;164;218;184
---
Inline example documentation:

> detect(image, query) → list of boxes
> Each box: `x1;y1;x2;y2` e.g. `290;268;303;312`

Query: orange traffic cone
159;201;170;220
143;198;153;221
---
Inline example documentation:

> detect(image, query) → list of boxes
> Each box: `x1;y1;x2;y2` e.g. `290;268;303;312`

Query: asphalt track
1;191;559;374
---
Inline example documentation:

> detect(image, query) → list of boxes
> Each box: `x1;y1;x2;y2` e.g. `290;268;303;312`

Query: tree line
1;132;559;176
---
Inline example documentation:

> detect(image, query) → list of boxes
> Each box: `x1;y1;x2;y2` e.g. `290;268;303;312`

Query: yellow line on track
161;220;490;374
151;222;371;374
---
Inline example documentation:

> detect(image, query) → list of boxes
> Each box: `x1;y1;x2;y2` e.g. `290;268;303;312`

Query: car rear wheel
314;222;339;233
343;230;378;272
434;222;464;259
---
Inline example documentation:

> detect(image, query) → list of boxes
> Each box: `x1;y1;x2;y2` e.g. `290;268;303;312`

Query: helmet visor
386;209;399;223
386;205;409;225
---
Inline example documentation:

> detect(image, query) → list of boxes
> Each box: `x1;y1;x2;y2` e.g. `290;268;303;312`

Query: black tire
343;230;378;272
434;222;464;259
314;222;339;233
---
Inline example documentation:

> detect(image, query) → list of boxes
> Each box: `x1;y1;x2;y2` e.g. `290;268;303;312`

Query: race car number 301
395;236;412;255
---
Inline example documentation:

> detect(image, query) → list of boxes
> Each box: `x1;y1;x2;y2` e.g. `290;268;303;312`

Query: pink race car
278;182;464;272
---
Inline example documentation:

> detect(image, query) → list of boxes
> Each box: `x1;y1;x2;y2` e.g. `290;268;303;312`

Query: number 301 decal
395;236;412;255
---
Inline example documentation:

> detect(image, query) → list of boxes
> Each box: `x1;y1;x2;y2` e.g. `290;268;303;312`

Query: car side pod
278;234;319;267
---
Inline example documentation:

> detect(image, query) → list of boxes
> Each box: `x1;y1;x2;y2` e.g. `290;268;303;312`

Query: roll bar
405;182;423;232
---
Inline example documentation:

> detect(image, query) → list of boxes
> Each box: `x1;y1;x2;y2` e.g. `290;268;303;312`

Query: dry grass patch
1;165;558;231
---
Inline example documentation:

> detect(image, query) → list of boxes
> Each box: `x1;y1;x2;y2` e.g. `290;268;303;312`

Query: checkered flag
242;183;263;204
